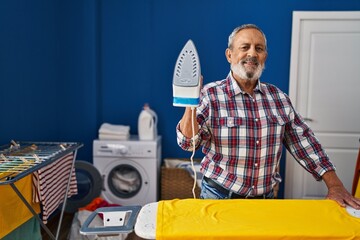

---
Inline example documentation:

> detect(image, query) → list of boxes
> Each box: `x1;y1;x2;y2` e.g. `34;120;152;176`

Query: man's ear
225;48;232;63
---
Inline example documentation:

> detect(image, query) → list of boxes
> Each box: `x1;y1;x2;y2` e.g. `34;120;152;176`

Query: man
176;24;360;209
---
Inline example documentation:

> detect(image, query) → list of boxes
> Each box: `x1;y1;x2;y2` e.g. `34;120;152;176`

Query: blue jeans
200;178;230;199
200;178;275;199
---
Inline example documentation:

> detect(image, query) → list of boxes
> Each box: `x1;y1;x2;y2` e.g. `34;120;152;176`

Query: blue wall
1;0;359;197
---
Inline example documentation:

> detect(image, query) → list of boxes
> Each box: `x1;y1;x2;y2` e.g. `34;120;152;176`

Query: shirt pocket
266;114;289;126
215;116;243;127
211;117;246;148
265;114;289;142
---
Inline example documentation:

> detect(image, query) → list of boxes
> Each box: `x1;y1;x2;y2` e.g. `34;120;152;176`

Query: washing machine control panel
93;139;158;158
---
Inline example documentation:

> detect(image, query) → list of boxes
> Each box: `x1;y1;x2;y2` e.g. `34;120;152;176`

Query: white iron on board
173;39;201;107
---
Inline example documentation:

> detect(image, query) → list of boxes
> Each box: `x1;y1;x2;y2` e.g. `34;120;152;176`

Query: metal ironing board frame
80;202;156;239
80;206;142;236
0;141;83;240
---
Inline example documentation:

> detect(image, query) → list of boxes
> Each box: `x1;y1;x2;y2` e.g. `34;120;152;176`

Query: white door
285;11;360;199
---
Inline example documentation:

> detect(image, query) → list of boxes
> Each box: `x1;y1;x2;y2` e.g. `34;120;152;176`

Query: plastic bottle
138;104;158;140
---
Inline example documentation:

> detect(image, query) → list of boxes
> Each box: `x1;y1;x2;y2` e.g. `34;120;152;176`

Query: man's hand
179;75;203;138
323;171;360;209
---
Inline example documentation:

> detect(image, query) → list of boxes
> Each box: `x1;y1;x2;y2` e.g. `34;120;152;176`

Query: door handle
303;117;313;122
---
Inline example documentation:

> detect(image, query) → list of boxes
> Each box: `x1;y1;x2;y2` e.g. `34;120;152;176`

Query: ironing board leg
10;182;55;240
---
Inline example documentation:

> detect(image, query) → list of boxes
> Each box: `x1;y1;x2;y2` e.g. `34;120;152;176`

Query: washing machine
93;136;161;206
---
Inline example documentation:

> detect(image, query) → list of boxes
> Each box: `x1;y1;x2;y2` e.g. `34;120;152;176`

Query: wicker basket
160;167;201;200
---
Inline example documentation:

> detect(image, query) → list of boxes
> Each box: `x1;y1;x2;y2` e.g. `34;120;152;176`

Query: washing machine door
65;160;102;213
102;159;151;206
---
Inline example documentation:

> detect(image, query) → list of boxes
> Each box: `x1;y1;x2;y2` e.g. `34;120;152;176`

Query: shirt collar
227;71;264;96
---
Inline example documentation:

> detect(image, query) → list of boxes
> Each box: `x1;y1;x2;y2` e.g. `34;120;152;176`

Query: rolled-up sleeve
176;121;203;151
283;101;336;181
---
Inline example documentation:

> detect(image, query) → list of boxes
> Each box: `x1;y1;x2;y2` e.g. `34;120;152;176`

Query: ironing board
81;199;360;240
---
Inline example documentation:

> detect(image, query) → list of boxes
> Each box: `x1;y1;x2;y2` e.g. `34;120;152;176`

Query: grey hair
227;24;267;51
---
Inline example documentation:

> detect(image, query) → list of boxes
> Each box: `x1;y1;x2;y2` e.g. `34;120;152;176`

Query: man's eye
256;47;264;52
241;46;249;51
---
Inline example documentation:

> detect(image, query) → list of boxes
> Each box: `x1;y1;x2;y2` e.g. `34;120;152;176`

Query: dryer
93;136;161;206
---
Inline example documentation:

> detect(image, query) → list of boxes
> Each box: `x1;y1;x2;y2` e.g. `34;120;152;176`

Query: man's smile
242;57;259;68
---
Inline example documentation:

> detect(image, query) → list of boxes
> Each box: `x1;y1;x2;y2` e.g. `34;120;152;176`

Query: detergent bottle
138;104;158;140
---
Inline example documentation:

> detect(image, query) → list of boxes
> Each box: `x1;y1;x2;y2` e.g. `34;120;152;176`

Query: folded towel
99;123;130;135
99;133;130;140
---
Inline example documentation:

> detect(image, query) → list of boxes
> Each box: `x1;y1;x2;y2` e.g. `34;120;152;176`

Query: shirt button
255;163;258;167
256;140;260;144
255;118;259;122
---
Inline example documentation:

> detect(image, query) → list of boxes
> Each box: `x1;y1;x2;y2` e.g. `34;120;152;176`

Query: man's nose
247;47;258;57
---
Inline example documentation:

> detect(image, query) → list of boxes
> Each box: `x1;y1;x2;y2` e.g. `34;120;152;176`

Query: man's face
226;28;267;81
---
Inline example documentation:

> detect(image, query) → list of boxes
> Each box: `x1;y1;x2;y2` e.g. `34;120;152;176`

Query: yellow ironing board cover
355;179;360;198
0;175;41;238
156;199;360;240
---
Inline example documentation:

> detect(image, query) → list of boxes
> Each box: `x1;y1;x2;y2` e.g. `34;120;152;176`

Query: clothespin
10;140;20;148
30;144;38;151
0;154;8;162
19;157;29;163
33;154;41;163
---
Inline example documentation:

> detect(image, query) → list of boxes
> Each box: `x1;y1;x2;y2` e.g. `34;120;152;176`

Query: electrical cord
190;106;197;199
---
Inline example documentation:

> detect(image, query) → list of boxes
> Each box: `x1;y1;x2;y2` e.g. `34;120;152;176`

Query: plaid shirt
177;73;335;197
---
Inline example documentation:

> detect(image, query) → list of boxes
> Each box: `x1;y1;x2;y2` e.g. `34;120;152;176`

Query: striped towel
32;153;77;223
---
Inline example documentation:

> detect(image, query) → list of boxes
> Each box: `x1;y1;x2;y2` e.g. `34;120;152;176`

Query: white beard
231;58;265;81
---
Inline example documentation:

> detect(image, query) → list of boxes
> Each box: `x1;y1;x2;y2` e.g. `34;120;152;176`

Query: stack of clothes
98;123;130;140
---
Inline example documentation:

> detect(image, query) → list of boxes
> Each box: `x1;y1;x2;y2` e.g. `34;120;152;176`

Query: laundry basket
160;158;201;200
